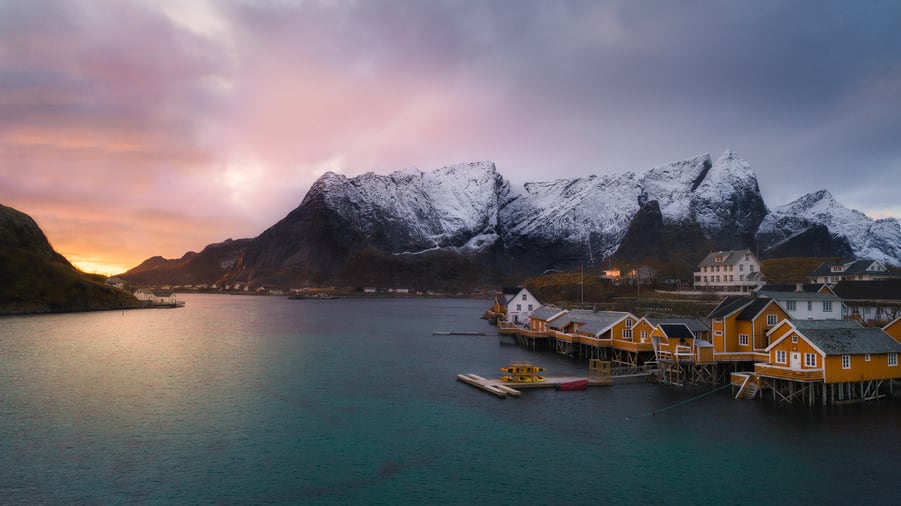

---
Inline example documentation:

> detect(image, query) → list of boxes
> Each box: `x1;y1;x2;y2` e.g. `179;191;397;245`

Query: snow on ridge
760;189;901;264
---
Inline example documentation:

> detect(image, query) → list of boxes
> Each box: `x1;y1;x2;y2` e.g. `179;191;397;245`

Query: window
804;353;816;367
767;314;777;326
823;301;832;312
750;265;755;272
522;294;527;301
528;304;533;311
807;301;812;311
890;353;898;367
786;300;796;311
740;264;745;272
640;330;648;341
516;304;521;311
739;334;749;346
715;330;723;336
625;319;633;328
842;355;851;369
776;350;786;364
865;354;871;362
622;328;633;340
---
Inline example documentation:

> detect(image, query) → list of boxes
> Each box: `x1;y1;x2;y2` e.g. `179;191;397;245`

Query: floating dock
456;373;613;398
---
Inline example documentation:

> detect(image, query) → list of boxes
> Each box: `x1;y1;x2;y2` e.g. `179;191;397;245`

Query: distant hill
0;203;140;315
120;238;252;287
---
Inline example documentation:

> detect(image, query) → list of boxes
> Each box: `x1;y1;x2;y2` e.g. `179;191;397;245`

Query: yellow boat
499;362;545;375
501;374;546;383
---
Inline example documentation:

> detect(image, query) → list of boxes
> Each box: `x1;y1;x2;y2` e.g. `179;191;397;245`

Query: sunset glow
1;0;899;274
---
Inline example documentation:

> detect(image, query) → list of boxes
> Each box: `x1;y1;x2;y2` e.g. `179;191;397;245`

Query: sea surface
1;294;899;505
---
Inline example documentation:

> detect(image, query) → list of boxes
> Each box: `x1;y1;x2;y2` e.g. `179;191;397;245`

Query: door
790;352;801;369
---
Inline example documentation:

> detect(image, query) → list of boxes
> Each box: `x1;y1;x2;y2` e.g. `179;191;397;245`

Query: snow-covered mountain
122;150;899;289
756;190;901;264
216;151;772;287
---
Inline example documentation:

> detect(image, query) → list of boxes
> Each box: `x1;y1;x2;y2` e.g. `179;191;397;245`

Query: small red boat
556;379;589;391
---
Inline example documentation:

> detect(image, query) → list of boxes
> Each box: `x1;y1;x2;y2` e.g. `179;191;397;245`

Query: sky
1;0;900;276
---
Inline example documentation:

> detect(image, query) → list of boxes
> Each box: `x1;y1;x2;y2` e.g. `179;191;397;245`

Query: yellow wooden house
651;323;715;365
754;319;901;405
708;296;790;363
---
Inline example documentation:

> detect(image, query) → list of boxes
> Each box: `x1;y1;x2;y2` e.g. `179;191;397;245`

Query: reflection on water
1;294;900;504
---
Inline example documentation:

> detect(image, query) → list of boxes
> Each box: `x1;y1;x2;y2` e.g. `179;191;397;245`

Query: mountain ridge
119;151;900;288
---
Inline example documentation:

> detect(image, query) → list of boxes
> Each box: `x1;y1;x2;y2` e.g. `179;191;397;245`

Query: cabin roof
648;317;710;333
578;312;631;335
736;297;774;320
831;280;901;301
757;290;840;301
759;283;825;293
809;260;884;276
708;296;755;318
698;249;754;267
549;310;631;335
658;323;695;339
529;305;565;321
801;327;901;355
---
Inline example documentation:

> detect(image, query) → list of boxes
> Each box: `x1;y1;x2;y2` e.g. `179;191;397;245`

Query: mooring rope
628;383;733;420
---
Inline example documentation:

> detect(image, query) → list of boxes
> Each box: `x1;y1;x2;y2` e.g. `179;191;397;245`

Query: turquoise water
1;294;899;504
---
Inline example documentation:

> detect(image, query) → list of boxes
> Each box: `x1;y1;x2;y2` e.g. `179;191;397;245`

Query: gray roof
809;260;886;276
792;320;862;331
578;312;631;336
549;310;630;336
529;305;564;321
758;290;840;302
698;249;755;267
802;327;901;355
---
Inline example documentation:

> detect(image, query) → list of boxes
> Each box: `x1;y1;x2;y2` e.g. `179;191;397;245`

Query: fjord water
2;295;899;504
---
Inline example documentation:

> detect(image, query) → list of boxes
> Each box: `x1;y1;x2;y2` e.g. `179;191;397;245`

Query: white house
134;288;180;306
808;259;898;284
758;285;842;320
693;249;763;292
505;287;541;325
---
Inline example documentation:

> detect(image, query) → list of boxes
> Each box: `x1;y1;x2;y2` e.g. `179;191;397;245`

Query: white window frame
865;354;871;362
739;334;749;346
823;301;832;313
842;355;851;369
622;328;633;340
767;314;777;326
804;353;816;367
786;300;796;311
890;353;898;367
776;350;787;364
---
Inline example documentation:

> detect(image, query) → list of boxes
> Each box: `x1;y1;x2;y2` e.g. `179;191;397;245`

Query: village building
808;259;898;284
757;284;842;320
747;319;901;405
693;249;764;292
708;295;790;363
133;288;183;307
830;280;901;325
504;287;541;325
105;277;126;290
884;317;901;342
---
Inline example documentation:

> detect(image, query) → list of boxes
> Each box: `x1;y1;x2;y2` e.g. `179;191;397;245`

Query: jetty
458;359;617;398
457;374;612;398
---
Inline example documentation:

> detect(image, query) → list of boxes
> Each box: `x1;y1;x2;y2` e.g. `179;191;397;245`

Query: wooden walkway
456;374;614;398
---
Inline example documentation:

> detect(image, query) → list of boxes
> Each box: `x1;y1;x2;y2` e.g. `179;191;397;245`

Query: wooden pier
456;373;614;398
